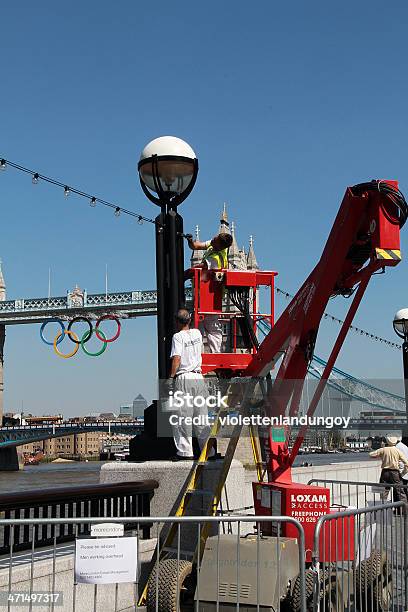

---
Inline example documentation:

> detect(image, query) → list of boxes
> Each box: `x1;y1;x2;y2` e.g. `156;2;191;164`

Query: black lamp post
138;136;198;379
393;309;408;441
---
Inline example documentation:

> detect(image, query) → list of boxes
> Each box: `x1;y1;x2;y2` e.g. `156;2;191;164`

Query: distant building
101;433;133;455
21;432;103;458
99;412;117;421
190;204;259;272
119;404;133;418
133;394;147;418
25;415;63;425
120;394;147;419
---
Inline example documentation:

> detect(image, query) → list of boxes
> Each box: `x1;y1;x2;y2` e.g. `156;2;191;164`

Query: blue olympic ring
40;318;66;346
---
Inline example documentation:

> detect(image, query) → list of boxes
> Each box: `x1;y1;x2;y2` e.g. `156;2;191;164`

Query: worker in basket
187;232;233;353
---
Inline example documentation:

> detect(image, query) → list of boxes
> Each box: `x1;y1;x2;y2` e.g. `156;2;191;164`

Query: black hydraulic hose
351;180;408;228
229;287;259;350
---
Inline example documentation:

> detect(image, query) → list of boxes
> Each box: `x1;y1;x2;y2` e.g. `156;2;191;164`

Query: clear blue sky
1;1;407;416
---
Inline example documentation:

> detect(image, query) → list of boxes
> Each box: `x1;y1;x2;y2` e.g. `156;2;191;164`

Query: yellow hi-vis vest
202;246;228;269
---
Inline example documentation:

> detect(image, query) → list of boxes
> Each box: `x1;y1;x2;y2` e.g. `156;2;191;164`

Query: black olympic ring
67;317;94;345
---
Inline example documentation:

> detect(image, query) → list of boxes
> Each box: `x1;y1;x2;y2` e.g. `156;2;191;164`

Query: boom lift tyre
289;568;338;612
356;551;392;612
146;559;193;612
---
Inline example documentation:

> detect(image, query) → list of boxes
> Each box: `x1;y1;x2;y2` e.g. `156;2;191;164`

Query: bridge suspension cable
275;286;401;350
257;318;405;414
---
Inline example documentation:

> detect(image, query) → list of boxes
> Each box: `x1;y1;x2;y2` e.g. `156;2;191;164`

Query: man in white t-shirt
169;309;214;461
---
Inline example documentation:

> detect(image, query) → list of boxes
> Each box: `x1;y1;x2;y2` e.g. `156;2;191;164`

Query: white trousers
201;314;223;353
172;372;212;458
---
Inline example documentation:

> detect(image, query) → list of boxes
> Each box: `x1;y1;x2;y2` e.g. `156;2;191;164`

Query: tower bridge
0;288;159;325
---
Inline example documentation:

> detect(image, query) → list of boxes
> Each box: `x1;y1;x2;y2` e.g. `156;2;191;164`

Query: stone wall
101;458;382;517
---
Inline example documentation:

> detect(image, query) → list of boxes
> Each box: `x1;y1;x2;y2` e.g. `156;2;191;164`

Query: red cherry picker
142;180;406;611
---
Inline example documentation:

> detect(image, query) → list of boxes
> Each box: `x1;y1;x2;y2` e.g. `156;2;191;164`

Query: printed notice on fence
75;537;138;584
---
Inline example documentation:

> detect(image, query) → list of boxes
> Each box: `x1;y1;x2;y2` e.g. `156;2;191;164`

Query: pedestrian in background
369;435;408;503
396;436;408;492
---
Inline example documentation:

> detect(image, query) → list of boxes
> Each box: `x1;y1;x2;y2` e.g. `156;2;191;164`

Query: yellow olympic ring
53;330;80;359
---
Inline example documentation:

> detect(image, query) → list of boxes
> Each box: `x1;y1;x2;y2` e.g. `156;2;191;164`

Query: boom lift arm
245;180;407;482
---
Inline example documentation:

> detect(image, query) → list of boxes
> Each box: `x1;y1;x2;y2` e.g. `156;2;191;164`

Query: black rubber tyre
356;550;392;612
146;559;193;612
290;568;337;612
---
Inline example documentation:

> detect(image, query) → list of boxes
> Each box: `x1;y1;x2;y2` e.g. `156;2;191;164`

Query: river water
0;453;370;494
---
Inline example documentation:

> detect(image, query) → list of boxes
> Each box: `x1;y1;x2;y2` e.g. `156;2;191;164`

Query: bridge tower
0;261;6;426
0;262;16;470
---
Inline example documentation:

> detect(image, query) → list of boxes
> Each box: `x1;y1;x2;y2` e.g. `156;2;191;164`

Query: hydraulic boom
245;180;406;481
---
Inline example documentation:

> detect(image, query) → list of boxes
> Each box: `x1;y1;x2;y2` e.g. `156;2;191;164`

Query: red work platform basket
185;267;277;375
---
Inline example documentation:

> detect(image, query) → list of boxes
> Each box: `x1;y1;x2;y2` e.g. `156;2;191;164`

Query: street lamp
393;309;408;340
393;308;408;440
138;136;198;208
138;136;198;380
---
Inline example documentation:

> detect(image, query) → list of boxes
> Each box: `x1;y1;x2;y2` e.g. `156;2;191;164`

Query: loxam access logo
291;493;328;509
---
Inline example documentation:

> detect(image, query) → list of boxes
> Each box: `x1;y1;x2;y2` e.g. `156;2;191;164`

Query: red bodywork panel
253;481;355;561
201;352;252;374
371;180;401;250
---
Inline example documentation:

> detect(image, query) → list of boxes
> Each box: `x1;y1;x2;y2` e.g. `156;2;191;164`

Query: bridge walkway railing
0;480;158;555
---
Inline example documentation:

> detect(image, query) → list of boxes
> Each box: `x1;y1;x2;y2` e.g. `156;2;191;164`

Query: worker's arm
187;237;210;250
369;449;382;458
169;355;181;379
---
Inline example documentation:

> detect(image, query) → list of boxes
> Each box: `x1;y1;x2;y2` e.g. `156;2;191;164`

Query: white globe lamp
138;136;198;207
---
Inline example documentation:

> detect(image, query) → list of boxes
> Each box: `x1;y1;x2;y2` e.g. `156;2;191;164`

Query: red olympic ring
95;314;121;343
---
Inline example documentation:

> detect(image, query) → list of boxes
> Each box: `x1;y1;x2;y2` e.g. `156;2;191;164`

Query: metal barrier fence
0;515;306;612
0;504;406;611
308;477;408;510
313;501;408;612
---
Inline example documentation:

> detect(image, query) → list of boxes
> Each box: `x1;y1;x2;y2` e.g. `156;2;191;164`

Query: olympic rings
81;328;108;357
40;318;65;346
67;316;93;345
54;330;80;359
40;315;121;358
95;314;121;343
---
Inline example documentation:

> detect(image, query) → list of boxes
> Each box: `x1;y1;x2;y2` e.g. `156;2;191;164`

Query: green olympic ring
80;328;108;357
